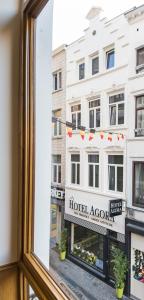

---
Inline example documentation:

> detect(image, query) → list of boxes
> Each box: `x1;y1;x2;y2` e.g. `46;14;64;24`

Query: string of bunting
52;117;125;141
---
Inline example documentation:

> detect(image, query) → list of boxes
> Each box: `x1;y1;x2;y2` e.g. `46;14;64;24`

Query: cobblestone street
50;249;130;300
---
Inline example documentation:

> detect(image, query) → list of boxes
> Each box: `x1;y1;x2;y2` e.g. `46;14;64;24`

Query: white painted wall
65;6;144;236
34;0;53;269
0;0;21;265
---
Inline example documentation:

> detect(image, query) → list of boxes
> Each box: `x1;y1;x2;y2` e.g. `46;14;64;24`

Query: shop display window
71;224;104;271
133;249;144;283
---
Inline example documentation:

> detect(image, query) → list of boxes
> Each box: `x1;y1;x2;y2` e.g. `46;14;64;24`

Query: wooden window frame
19;1;69;299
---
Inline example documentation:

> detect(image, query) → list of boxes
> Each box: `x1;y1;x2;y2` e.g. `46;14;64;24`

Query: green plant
112;247;128;289
59;228;67;253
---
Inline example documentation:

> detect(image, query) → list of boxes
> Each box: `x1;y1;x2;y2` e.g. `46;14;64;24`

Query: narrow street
50;249;130;300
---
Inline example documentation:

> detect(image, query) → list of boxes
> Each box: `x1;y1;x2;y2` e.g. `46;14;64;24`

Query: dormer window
106;49;115;69
136;47;144;74
79;62;85;80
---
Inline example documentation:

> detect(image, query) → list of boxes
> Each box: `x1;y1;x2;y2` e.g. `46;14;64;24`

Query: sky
52;0;144;49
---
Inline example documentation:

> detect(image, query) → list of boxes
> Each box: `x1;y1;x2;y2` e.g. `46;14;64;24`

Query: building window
71;224;104;271
53;70;62;91
133;162;144;208
71;104;81;129
92;56;99;75
135;95;144;137
106;49;115;69
109;93;124;126
108;155;123;192
79;63;85;80
53;110;62;136
89;99;100;128
52;155;61;184
136;47;144;74
71;154;80;184
88;154;99;188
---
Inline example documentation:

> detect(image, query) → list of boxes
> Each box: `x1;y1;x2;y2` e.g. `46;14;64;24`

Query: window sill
52;136;63;139
52;88;63;94
129;72;144;80
127;205;144;212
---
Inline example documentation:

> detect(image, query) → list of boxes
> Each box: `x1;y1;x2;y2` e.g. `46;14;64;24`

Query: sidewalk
50;249;130;300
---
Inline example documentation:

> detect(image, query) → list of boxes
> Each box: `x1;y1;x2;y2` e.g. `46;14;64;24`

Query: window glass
92;57;99;75
109;165;115;190
136;96;144;136
137;47;144;66
133;162;144;208
88;155;99;188
89;110;94;128
79;63;85;80
96;108;100;127
106;49;115;69
117;166;123;192
109;105;116;125
71;225;104;271
71;154;80;184
109;93;124;126
108;155;123;192
89;99;100;128
71;104;81;129
108;155;123;164
118;103;124;125
89;164;94;187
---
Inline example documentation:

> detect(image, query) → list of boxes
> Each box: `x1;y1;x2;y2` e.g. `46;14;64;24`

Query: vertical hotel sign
109;199;122;217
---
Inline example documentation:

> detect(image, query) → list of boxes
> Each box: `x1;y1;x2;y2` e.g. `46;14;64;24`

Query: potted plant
112;247;128;299
59;228;67;261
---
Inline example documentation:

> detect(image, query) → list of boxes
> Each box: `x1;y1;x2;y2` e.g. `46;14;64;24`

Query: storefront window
133;249;144;283
71;224;104;271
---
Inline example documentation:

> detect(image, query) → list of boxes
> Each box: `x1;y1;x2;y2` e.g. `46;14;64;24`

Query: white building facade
51;45;66;246
64;6;144;299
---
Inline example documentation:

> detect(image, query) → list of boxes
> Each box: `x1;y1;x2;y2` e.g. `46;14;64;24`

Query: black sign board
109;199;122;217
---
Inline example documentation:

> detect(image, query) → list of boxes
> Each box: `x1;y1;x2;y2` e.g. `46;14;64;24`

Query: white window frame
109;93;125;126
92;55;99;75
53;70;62;91
78;61;85;80
88;153;99;188
52;155;61;185
89;99;101;129
136;46;144;74
108;154;123;193
71;104;81;130
53;110;62;137
71;154;80;185
106;48;115;69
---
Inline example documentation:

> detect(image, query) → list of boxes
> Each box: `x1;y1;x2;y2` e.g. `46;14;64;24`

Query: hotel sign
109;199;122;217
51;187;65;200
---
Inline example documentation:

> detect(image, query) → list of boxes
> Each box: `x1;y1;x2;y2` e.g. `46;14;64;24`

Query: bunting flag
80;130;85;140
89;129;95;141
108;133;112;142
66;127;72;137
52;117;125;142
89;132;94;141
117;133;121;141
100;131;104;139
